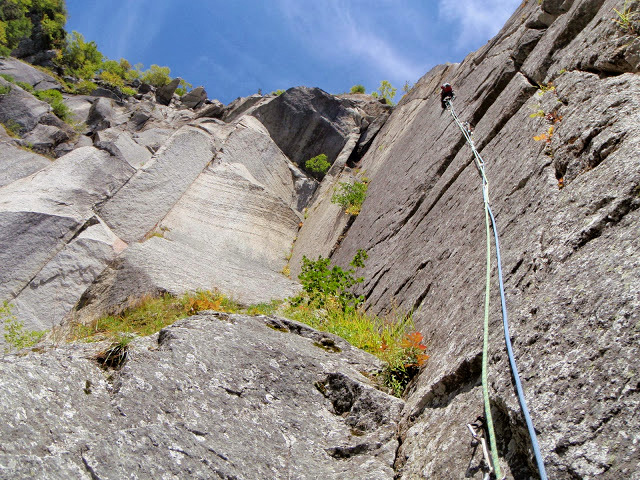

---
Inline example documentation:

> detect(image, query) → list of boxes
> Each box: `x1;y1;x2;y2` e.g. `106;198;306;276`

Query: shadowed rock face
326;0;640;478
0;313;403;479
253;86;359;167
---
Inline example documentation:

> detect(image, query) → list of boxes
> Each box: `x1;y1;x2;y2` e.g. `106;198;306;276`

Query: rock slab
0;313;403;479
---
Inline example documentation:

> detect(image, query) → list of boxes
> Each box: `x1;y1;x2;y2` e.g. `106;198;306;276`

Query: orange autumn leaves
381;330;429;368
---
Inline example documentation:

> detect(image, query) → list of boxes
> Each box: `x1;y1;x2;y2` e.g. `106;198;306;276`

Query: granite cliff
1;0;639;478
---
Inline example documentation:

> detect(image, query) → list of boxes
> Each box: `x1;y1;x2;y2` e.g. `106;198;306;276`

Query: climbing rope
445;98;548;480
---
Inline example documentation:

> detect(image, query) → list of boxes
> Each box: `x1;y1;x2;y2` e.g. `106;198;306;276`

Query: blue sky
64;0;521;104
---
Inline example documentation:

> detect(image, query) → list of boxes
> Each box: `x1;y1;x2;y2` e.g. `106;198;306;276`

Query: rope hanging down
444;96;548;480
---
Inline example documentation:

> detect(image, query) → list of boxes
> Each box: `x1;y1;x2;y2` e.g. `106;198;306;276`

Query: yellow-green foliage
331;177;370;215
282;300;428;397
72;290;239;342
0;0;65;56
376;80;397;105
34;88;71;121
1;301;46;353
175;78;192;96
141;64;171;87
613;0;639;33
56;31;103;79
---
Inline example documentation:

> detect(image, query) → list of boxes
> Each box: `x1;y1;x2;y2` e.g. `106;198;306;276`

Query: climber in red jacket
440;83;454;109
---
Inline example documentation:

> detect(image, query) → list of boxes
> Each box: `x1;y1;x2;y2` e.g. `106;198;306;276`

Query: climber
440;83;455;109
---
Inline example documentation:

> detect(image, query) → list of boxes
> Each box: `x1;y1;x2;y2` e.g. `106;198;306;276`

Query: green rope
482;183;502;479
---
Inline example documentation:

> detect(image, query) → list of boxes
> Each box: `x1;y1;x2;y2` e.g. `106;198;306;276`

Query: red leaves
401;331;429;367
402;331;426;350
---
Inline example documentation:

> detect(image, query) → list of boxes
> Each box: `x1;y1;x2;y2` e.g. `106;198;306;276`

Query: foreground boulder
0;313;403;479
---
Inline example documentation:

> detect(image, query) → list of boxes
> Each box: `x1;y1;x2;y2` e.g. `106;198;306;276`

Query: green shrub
15;80;34;92
121;86;137;97
56;31;103;79
331;178;369;215
305;153;331;179
294;249;368;310
141;64;171;87
0;0;32;55
350;84;365;94
175;78;193;96
99;70;124;89
34;89;71;121
0;84;10;95
283;284;429;397
376;80;397;105
1;301;46;353
0;73;14;83
75;79;97;95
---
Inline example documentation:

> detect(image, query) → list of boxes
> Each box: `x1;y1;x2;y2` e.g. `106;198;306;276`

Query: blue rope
485;203;548;480
446;99;548;479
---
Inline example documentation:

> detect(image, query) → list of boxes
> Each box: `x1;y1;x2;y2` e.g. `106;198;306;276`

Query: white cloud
275;0;426;84
438;0;521;49
111;0;172;61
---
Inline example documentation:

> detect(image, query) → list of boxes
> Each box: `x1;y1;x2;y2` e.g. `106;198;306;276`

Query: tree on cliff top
0;0;66;55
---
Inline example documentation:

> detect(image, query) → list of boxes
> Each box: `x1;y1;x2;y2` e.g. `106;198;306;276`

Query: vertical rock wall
328;0;640;477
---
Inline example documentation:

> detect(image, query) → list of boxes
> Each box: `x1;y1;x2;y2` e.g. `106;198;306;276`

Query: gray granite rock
0;77;50;134
0;57;60;91
20;123;70;153
222;93;266;123
0;146;134;301
326;1;640;477
0;142;50;187
155;77;180;106
180;86;207;109
98;125;217;242
11;219;126;331
93;127;152;169
86;97;114;132
253;87;359;167
0;313;402;479
195;99;225;119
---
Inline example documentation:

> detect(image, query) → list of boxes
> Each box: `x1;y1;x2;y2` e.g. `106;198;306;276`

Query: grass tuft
71;290;239;342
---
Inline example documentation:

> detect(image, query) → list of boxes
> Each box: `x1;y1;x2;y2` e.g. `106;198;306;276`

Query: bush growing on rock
141;64;171;87
331;177;369;215
294;249;368;310
0;0;66;55
304;153;330;179
56;31;103;79
350;84;365;94
376;80;396;105
1;301;45;353
34;88;71;121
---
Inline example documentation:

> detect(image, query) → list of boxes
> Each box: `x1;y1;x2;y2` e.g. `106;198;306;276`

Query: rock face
180;86;207;109
253;87;359;167
0;77;50;133
324;0;640;478
0;57;60;91
0;313;403;479
155;77;180;106
7;1;638;477
0;142;50;187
